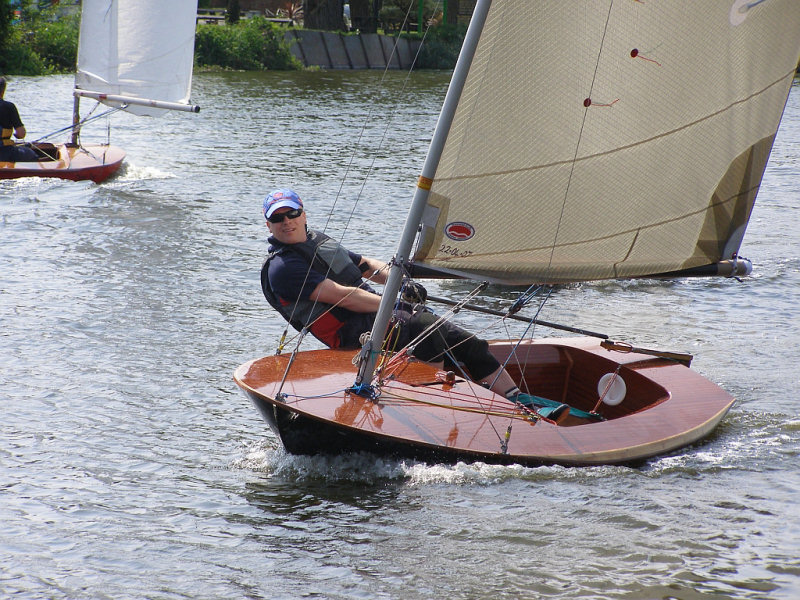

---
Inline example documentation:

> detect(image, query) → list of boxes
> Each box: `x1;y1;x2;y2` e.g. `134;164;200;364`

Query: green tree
303;0;345;31
0;0;49;74
0;0;14;48
226;0;240;25
0;1;79;74
31;9;79;72
416;22;465;69
349;0;379;33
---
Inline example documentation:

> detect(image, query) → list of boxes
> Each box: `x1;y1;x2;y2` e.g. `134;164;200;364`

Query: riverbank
1;10;461;75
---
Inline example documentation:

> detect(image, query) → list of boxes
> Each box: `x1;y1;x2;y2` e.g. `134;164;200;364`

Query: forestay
412;1;800;284
75;0;198;116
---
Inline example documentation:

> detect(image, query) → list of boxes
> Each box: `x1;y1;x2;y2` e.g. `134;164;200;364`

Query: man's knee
18;146;38;162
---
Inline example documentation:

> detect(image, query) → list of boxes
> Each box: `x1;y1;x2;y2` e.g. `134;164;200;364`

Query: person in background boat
0;77;38;163
260;188;570;423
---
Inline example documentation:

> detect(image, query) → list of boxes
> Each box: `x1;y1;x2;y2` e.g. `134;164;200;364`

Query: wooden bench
195;12;293;26
196;8;225;24
197;15;225;24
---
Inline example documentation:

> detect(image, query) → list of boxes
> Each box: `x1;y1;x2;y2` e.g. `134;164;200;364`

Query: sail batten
413;1;800;285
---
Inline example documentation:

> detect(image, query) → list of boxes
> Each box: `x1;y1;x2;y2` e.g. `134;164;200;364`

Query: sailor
260;188;570;423
0;77;38;163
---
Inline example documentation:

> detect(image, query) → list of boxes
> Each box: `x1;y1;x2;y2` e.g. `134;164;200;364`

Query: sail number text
438;244;473;258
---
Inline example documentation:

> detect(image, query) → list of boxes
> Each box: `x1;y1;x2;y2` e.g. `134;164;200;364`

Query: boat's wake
231;420;774;484
231;440;626;485
113;162;174;182
233;440;412;481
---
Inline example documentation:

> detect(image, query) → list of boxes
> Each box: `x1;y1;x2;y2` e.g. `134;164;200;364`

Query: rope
592;364;622;414
486;286;552;391
278;384;541;422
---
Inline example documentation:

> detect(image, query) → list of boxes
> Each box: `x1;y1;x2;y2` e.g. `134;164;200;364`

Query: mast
354;0;493;387
71;95;80;145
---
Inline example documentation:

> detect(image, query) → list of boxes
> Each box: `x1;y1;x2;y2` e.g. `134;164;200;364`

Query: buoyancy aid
1;100;18;146
261;229;367;348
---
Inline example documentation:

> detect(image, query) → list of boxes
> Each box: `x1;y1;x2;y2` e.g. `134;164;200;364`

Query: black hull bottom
246;391;523;467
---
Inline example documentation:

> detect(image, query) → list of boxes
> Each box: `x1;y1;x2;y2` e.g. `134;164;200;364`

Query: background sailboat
0;0;199;184
235;0;800;466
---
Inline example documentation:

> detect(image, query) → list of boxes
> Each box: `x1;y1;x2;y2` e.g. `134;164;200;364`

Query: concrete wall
284;30;422;70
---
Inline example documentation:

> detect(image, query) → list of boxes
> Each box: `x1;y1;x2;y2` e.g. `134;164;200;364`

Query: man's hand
400;281;427;305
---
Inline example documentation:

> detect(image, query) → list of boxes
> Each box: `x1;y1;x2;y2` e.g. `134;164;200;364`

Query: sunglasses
267;208;304;223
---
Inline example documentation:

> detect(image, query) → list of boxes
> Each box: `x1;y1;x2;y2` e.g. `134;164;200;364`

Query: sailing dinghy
0;0;199;184
235;1;800;466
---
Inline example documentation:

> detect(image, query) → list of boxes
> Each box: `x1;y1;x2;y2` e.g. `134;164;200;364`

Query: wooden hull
234;337;735;467
0;143;125;184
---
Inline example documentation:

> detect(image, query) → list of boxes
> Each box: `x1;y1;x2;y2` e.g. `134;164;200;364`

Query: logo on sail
730;0;770;26
444;222;475;241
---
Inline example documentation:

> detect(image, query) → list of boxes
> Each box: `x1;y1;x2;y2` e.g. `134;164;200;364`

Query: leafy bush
30;11;80;72
0;42;48;76
2;8;301;75
416;23;466;70
194;17;301;70
0;2;78;75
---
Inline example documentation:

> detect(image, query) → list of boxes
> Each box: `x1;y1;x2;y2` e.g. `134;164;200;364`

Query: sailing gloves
400;281;427;306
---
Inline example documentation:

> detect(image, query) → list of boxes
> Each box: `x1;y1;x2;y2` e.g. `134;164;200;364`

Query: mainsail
74;0;199;116
411;1;800;284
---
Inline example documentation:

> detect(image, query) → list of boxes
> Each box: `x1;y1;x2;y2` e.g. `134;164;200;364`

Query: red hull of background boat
0;143;125;184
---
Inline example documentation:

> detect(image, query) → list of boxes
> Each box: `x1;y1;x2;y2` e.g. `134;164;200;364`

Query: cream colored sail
412;1;800;284
74;0;198;116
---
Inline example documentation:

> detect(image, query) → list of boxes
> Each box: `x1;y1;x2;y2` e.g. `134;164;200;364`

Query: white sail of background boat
74;0;199;116
235;0;800;466
0;0;199;183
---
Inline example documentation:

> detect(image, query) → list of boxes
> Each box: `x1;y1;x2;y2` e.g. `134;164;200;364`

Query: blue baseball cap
263;189;303;220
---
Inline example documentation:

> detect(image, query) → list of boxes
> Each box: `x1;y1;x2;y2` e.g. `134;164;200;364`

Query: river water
2;71;799;599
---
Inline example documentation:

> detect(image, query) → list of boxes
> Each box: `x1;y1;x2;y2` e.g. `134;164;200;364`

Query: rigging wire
270;2;445;364
379;282;487;375
265;2;587;427
545;0;616;278
31;103;128;144
274;262;392;355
